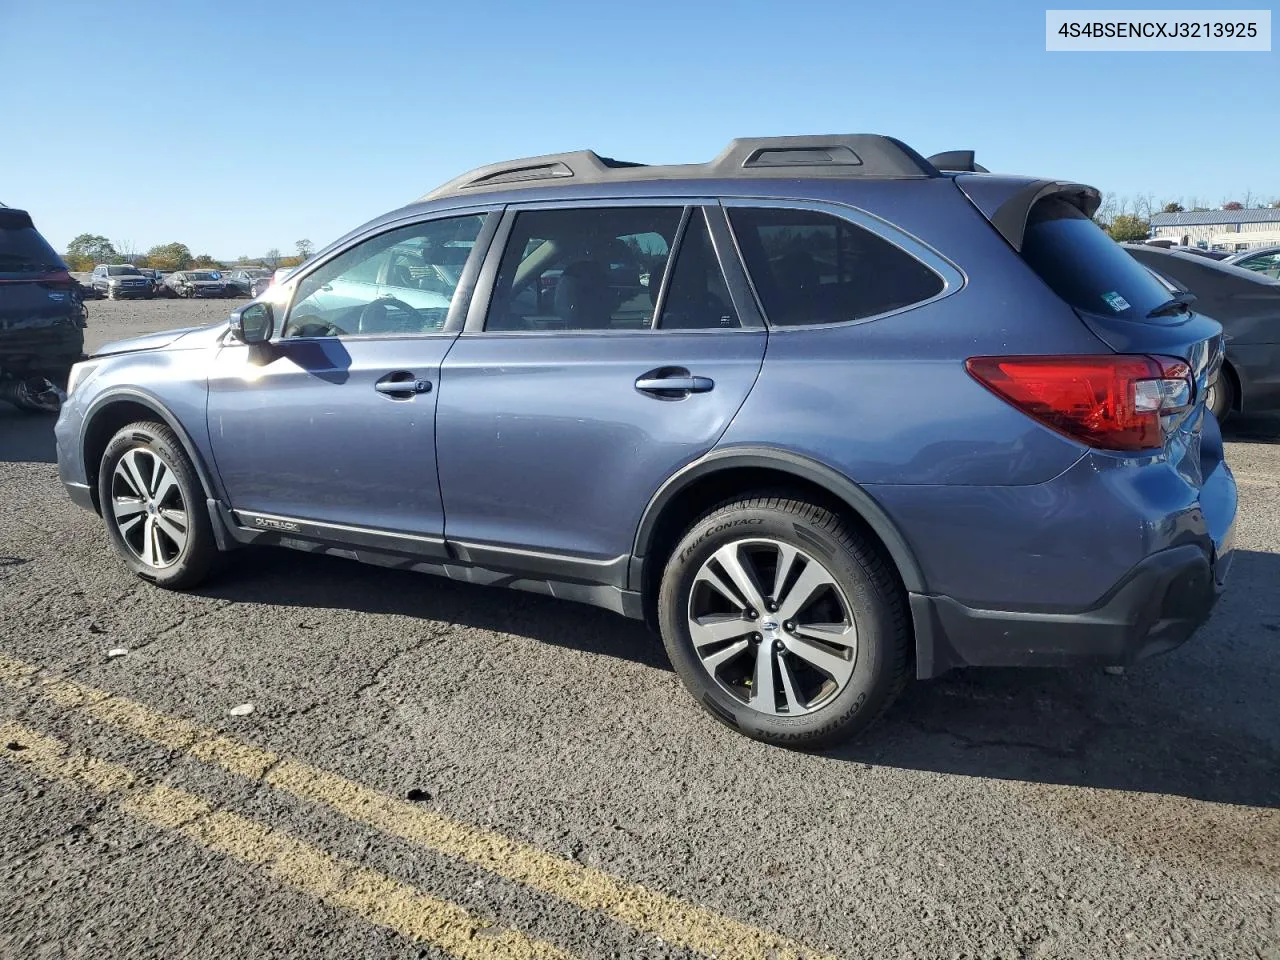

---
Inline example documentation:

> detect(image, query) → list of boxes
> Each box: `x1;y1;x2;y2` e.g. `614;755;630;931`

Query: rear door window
1021;198;1172;319
485;207;683;332
728;207;944;326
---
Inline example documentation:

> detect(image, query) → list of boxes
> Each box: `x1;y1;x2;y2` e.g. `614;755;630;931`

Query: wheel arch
81;388;219;513
630;448;926;622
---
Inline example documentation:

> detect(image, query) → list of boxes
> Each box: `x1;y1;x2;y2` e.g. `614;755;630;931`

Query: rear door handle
635;373;715;396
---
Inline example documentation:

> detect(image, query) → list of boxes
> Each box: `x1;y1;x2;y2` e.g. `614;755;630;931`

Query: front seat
553;261;612;329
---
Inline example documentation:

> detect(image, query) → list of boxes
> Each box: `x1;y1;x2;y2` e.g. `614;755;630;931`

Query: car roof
1227;244;1280;261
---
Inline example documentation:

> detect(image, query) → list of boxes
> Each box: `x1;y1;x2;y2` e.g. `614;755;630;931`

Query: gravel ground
1;298;1277;959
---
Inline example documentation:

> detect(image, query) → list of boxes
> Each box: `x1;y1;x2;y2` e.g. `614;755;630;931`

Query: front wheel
658;496;911;748
98;421;218;589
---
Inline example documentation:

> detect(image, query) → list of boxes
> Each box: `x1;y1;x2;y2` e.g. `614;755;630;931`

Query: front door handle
374;373;431;396
635;370;715;398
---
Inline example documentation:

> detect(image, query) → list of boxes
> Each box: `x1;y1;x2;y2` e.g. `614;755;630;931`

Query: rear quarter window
728;207;944;326
1021;198;1171;319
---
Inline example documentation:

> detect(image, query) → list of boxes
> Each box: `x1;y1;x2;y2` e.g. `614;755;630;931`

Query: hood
93;321;228;357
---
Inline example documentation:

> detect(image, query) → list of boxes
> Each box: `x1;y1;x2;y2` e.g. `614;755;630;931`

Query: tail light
966;355;1193;452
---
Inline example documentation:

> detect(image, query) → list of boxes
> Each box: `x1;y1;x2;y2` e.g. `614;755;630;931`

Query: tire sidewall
659;503;900;748
1208;372;1233;422
97;422;214;588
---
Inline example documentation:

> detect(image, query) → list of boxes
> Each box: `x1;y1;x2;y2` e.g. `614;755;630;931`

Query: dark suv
0;205;85;408
53;135;1236;746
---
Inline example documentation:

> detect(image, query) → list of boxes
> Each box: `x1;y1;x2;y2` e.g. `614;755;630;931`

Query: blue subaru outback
55;135;1236;746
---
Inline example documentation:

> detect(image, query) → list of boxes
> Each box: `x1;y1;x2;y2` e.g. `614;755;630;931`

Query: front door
206;212;492;543
436;204;767;567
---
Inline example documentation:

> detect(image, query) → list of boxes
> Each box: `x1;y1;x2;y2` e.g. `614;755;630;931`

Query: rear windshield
0;225;64;273
1021;199;1171;320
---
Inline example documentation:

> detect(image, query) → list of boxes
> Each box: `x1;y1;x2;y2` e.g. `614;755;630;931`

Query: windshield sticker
1101;291;1131;312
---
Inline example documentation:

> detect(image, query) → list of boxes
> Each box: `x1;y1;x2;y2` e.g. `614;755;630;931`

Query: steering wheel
357;296;425;334
283;314;347;338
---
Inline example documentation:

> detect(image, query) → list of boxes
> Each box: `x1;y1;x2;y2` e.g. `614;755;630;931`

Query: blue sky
3;0;1276;258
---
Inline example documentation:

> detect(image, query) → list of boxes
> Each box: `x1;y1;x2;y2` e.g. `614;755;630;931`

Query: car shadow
201;544;1279;810
0;407;57;463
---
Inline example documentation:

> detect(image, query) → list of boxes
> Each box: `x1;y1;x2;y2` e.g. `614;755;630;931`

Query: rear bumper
912;542;1230;678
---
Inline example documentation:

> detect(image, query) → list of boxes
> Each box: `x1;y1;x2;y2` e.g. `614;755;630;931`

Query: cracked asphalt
1;298;1278;959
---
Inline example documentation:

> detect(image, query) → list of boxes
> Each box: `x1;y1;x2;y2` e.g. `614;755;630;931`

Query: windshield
107;265;142;276
1021;199;1172;320
189;271;221;281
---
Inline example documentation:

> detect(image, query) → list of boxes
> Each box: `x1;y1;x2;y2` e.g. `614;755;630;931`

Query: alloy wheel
110;448;189;568
686;538;857;716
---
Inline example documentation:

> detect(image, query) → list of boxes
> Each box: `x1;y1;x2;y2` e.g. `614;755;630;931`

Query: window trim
462;198;766;336
274;205;501;343
720;197;964;331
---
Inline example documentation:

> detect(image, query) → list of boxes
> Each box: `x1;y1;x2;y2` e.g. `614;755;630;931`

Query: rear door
435;202;766;571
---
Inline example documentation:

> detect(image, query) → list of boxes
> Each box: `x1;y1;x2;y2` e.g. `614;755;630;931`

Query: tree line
1094;193;1280;243
62;236;315;272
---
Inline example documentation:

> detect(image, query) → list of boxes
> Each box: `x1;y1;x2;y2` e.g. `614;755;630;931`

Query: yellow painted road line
0;654;837;960
0;720;572;960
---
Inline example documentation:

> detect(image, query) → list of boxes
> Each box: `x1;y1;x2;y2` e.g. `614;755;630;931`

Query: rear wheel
98;421;218;589
1207;368;1234;423
658;496;911;748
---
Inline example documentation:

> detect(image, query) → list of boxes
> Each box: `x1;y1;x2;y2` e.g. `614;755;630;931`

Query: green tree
64;233;119;271
146;242;193;271
295;239;314;260
1107;215;1149;243
191;253;219;268
1162;202;1184;214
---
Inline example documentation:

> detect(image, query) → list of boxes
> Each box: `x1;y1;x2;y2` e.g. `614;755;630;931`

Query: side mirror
229;302;273;344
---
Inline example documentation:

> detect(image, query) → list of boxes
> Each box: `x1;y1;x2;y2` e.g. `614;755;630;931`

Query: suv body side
55;173;1236;677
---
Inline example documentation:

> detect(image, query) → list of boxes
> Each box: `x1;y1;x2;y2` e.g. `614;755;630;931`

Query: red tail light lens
966;355;1193;452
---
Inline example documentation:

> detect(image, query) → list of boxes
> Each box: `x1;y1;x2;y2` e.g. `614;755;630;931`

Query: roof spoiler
927;150;989;173
955;176;1102;252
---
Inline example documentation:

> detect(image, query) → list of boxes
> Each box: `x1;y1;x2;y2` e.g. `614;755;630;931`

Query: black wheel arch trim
629;446;927;594
82;387;222;507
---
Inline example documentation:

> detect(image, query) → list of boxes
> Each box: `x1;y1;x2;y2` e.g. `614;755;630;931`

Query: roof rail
419;134;941;201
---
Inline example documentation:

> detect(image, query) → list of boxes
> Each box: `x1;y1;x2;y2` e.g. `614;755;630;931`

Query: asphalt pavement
1;298;1277;959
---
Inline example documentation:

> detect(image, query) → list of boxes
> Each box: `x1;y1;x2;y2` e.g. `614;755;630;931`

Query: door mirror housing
229;302;273;344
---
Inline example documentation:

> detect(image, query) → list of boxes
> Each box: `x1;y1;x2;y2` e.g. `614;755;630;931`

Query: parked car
136;268;160;294
1224;245;1280;279
54;134;1236;747
1140;239;1230;261
0;205;85;409
91;263;152;299
1126;243;1280;419
165;270;229;298
226;268;272;297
